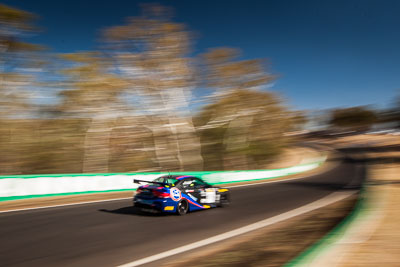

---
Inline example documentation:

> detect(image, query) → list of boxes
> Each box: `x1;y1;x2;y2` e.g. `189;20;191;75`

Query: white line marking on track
117;191;356;267
0;197;132;214
226;171;324;188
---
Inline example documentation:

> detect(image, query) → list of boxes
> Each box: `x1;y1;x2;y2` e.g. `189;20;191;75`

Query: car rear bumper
133;198;176;213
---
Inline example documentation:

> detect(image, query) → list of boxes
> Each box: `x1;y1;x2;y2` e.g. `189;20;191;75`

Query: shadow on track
99;206;214;217
284;181;362;191
340;144;400;153
340;145;400;164
99;206;170;217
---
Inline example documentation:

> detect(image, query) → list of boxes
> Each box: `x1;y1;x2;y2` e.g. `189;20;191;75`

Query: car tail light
136;188;142;194
153;190;170;198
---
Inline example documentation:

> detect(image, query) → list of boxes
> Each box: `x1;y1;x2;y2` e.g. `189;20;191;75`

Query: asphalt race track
0;154;366;267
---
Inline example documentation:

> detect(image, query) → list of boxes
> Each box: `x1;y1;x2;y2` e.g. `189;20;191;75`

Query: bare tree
0;4;45;174
57;52;129;173
329;106;377;132
102;4;203;171
198;48;288;169
0;4;45;117
195;89;293;170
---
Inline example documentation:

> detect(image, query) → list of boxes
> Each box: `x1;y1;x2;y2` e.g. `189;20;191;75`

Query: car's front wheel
177;199;189;215
218;192;230;207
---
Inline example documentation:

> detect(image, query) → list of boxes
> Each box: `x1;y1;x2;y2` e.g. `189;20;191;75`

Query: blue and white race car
133;175;230;215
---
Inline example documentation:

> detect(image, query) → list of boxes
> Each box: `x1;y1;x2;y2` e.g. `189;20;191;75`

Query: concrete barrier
0;156;326;202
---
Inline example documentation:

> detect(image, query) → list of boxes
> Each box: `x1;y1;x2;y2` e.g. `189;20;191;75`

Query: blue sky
4;0;400;111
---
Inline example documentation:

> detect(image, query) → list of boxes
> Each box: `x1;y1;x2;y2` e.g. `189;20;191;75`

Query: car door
192;178;216;204
178;178;199;202
178;178;213;204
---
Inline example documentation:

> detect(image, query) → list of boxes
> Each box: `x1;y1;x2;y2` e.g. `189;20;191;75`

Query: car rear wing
133;179;167;186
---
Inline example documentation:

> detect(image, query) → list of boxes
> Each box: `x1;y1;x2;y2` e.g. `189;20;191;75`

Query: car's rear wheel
177;200;188;215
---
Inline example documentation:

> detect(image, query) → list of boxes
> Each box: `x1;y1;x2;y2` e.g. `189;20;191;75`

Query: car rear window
154;176;178;185
167;178;178;185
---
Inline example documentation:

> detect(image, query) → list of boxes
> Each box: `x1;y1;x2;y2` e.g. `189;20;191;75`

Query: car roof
159;175;198;180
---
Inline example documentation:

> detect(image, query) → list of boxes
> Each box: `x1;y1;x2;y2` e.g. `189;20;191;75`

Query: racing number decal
170;187;182;201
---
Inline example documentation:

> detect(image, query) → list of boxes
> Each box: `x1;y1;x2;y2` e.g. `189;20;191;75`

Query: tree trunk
82;117;111;173
223;115;254;170
159;90;204;171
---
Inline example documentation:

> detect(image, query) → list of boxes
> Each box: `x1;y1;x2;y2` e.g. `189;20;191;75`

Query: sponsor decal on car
187;193;198;201
170;187;182;201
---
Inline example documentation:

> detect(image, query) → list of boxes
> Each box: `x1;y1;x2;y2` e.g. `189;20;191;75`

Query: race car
133;175;230;215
